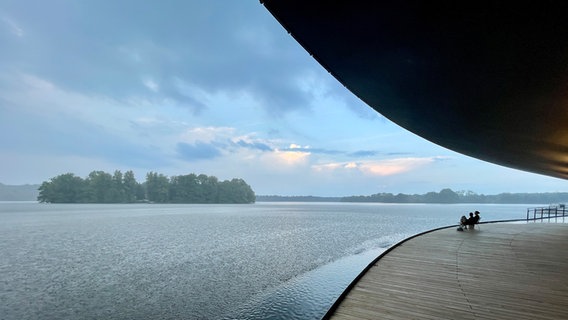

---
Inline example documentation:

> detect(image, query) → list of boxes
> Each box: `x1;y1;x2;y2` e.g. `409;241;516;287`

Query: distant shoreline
0;183;40;201
1;183;567;205
257;190;568;204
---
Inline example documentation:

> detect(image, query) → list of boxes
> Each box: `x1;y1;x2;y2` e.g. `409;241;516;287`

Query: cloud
261;149;311;168
358;159;428;176
280;144;343;155
349;150;379;157
176;141;222;161
142;77;159;92
313;157;440;176
0;107;169;168
0;2;326;119
180;126;236;143
178;126;281;155
277;150;311;165
167;78;210;114
1;16;24;37
1;102;168;166
0;72;176;168
235;139;273;152
175;126;286;162
6;2;564;197
311;163;345;171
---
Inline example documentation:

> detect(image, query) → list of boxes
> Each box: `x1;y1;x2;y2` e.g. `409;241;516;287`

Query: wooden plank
328;223;568;320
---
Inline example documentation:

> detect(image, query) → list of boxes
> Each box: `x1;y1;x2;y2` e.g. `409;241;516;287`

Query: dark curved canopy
261;1;568;180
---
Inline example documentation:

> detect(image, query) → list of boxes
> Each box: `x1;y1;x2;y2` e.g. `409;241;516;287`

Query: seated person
473;211;480;224
460;215;468;228
465;212;475;229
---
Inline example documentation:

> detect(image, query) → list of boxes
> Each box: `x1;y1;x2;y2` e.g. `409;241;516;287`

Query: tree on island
37;173;85;203
38;170;255;204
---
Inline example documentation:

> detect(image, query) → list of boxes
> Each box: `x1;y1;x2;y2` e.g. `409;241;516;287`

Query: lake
0;202;529;319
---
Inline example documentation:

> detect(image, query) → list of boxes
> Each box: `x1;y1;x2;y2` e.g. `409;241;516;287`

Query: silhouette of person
473;211;480;224
460;215;468;227
466;212;475;229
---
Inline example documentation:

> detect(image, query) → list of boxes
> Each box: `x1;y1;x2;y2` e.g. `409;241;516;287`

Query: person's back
473;211;480;224
465;212;475;229
457;215;468;231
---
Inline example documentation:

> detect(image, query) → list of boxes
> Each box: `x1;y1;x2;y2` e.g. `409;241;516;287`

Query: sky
0;1;566;196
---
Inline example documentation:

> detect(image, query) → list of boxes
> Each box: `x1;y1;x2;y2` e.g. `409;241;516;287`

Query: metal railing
526;204;567;221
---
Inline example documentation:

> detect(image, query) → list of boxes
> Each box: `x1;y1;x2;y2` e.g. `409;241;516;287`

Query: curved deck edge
321;219;527;320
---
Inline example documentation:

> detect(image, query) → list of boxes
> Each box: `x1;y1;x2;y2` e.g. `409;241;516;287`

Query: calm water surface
0;202;528;319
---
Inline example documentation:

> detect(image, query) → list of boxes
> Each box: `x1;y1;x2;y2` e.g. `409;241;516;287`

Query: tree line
37;171;255;204
341;188;568;204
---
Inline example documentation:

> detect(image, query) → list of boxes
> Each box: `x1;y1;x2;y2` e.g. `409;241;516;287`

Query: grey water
0;202;527;320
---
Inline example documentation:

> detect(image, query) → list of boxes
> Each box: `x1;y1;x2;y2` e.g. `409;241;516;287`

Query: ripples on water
0;202;526;319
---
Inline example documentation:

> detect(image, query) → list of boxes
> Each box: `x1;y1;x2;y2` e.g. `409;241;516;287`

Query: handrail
526;204;567;221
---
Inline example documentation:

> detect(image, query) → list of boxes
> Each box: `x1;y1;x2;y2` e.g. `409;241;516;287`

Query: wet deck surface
328;223;568;320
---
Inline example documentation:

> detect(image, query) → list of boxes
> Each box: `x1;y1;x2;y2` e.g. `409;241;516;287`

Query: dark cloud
0;1;321;116
0;107;169;168
235;140;273;152
349;150;379;157
176;141;221;161
160;83;208;115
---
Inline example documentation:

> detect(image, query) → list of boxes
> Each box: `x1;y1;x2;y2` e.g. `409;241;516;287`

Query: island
37;171;255;204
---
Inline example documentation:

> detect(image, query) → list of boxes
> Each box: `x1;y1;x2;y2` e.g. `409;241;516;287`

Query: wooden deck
327;223;568;320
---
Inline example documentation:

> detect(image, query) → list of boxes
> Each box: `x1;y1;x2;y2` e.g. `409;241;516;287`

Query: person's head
469;212;474;217
475;211;480;215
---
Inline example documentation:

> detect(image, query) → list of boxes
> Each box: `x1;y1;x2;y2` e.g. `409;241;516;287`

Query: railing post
526;208;529;221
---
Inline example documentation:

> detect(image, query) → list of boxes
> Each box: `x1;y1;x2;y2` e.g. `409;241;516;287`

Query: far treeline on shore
1;181;566;205
257;188;568;204
36;171;256;204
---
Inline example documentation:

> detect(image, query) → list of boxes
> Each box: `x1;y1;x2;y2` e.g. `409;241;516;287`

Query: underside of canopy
261;1;568;180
